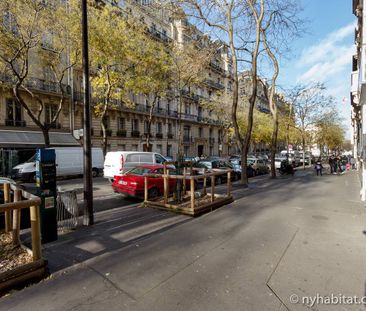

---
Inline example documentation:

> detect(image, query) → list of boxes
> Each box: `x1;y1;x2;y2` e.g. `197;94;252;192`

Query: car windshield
247;159;255;165
196;161;212;169
127;167;151;176
26;154;36;162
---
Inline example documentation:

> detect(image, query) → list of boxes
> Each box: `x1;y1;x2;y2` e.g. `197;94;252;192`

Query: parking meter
36;148;58;243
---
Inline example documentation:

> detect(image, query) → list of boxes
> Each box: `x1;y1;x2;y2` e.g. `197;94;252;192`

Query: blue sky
278;0;355;139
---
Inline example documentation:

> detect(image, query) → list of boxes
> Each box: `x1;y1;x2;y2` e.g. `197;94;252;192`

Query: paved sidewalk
1;170;366;311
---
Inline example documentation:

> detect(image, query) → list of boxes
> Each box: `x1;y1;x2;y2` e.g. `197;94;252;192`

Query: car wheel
216;176;222;185
256;169;260;176
148;187;159;198
92;168;99;177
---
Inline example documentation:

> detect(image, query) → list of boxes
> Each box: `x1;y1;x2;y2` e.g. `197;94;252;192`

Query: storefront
0;130;79;177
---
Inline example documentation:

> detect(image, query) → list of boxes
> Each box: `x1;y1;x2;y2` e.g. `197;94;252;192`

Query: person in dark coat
329;156;334;174
315;158;323;176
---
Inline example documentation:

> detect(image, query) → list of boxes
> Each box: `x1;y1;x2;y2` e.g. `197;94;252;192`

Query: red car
112;165;191;198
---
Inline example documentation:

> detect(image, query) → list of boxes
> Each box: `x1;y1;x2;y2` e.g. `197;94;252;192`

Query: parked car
247;157;269;176
112;165;187;198
11;147;104;182
104;151;168;182
193;159;237;184
229;159;256;178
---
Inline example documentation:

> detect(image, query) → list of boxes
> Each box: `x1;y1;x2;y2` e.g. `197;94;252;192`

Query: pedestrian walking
333;157;338;174
350;157;356;170
329;155;334;174
315;158;323;176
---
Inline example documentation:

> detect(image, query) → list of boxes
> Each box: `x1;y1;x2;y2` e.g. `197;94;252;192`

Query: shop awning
0;130;80;148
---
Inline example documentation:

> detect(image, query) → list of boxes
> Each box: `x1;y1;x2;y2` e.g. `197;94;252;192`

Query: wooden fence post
190;176;195;210
163;173;169;204
144;176;148;203
203;168;207;196
12;189;22;246
4;183;11;233
182;168;187;194
211;176;215;202
30;204;42;261
227;171;232;197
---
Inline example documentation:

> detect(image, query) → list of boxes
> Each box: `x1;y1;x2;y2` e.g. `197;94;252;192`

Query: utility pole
81;0;94;225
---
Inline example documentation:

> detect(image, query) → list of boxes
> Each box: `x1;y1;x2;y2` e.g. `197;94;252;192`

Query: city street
1;169;365;311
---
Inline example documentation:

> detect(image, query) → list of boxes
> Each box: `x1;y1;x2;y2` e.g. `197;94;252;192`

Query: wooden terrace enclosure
0;181;47;294
143;162;234;216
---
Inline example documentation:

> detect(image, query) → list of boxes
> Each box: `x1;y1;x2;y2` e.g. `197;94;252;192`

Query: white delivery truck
103;151;168;182
11;147;104;182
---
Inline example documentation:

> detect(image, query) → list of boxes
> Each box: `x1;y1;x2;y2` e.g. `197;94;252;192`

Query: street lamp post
81;0;94;225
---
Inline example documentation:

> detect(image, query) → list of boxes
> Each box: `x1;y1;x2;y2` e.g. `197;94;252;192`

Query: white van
103;151;167;182
11;147;104;182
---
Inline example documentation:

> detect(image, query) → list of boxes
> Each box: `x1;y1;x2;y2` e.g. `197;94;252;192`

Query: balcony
181;89;200;102
5;119;26;127
156;133;163;139
148;28;172;43
204;79;225;90
131;130;140;138
209;61;223;73
178;113;197;121
209;137;215;144
100;129;112;137
183;136;193;143
116;129;127;137
0;73;71;96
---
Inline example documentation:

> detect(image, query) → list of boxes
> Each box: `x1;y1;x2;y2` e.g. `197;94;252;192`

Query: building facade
0;0;233;175
351;0;366;200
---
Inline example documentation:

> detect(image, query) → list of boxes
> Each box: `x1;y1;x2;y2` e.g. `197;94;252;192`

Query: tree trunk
41;127;51;148
302;135;306;170
240;0;264;186
101;114;108;157
270;117;278;178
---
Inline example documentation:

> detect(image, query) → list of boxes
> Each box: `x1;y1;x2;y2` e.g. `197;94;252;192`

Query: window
199;127;203;137
157;98;161;111
132;119;139;131
183;126;190;138
6;99;22;126
144;120;149;134
167;145;172;157
42;32;55;50
118;117;125;130
131;144;138;151
185;103;191;115
198;107;202;118
184;146;189;156
3;11;18;34
156;144;163;154
168;123;172;134
209;128;213;138
155;154;165;164
45;104;58;124
209;146;213;156
117;144;126;151
156;122;162;134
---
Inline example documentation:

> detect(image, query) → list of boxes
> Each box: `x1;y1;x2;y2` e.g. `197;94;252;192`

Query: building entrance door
198;145;204;157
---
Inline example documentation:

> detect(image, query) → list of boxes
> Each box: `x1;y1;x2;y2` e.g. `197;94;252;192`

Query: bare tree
0;0;79;147
288;82;334;169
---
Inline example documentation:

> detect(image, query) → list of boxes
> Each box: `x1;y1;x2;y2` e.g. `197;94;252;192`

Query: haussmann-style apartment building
0;0;235;176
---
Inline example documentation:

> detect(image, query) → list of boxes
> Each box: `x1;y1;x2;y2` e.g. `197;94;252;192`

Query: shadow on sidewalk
24;170;353;276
